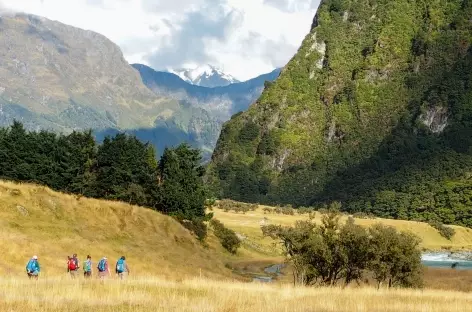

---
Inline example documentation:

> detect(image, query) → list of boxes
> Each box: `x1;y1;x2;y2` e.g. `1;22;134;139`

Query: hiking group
26;254;130;279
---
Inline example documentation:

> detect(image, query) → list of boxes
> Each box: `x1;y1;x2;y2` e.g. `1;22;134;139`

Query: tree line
0;121;208;232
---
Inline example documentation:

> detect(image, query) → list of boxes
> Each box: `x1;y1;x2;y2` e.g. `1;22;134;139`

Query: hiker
116;256;130;280
67;254;80;278
97;257;110;279
26;255;40;280
83;255;92;278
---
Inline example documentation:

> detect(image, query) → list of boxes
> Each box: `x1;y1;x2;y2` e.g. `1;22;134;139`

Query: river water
253;253;472;283
422;252;472;270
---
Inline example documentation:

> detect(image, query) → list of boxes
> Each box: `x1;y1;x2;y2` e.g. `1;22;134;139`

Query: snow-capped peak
168;64;240;88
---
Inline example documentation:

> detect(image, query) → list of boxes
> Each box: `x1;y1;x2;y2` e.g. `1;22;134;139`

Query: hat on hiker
32;255;38;260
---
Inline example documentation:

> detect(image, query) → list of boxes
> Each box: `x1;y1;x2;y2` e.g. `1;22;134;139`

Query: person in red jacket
67;254;80;278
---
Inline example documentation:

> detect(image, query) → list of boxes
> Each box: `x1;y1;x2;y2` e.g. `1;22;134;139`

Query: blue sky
0;0;320;80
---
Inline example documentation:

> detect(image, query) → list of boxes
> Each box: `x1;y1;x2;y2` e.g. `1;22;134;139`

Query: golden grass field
1;276;472;312
211;205;472;254
2;181;472;311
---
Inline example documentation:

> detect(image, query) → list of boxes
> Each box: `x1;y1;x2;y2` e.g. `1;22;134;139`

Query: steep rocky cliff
210;0;472;226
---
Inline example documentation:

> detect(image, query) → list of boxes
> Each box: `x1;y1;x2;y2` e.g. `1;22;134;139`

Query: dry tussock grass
1;275;471;312
424;268;472;292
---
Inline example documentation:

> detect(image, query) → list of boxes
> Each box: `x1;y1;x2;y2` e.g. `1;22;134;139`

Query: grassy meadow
211;204;472;255
1;276;472;312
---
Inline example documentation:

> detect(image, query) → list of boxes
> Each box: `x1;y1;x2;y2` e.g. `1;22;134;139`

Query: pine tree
158;143;206;219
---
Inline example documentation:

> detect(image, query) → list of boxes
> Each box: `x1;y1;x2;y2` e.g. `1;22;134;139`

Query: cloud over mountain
0;0;319;80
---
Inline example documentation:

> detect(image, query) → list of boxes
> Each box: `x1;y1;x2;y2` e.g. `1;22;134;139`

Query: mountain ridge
168;64;240;87
0;13;181;133
133;64;281;121
0;13;275;158
209;0;472;226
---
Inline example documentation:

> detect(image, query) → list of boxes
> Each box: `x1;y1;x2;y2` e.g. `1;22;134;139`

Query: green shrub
429;221;456;240
353;212;369;219
238;121;260;143
282;206;295;215
181;219;207;242
210;219;241;254
318;208;328;215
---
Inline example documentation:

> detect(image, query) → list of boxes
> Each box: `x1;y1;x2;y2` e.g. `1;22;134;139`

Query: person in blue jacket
115;256;130;280
26;255;40;279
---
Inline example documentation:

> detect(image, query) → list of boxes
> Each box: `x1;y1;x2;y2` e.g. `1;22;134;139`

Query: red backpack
68;259;77;271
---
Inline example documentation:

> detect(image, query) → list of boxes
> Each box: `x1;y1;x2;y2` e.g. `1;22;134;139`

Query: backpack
83;260;91;272
116;259;125;273
26;260;35;272
68;259;77;271
98;259;106;272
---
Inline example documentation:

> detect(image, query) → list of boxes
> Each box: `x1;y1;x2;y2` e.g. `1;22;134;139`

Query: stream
253;252;472;283
252;264;285;283
422;252;472;270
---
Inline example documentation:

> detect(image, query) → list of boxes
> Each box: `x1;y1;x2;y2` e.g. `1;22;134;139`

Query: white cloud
0;0;320;80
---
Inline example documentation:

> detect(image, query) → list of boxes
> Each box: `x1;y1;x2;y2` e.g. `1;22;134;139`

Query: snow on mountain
168;65;240;88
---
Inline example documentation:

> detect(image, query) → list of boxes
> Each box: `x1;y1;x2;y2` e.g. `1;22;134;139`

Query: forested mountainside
209;0;472;226
0;13;218;156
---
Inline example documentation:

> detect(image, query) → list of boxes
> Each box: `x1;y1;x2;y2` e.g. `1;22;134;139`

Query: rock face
210;0;472;226
0;13;179;132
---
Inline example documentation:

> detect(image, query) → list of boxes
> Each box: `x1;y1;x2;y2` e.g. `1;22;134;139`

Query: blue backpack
116;259;125;273
26;259;36;272
98;259;106;272
26;260;34;272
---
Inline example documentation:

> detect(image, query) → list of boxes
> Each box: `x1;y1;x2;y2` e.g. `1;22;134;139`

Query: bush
297;207;313;215
210;219;241;254
429;221;456;240
353;212;375;219
217;200;257;214
181;219;207;242
10;189;21;196
205;198;217;211
262;213;423;288
282;206;295;215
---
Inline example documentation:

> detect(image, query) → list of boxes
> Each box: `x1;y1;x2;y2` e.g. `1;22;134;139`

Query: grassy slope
212;205;472;254
0;180;231;278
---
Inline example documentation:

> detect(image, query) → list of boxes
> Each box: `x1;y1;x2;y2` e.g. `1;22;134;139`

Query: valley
0;0;471;311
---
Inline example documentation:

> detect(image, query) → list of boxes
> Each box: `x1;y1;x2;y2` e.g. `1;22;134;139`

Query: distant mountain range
0;13;280;159
168;65;240;88
133;64;281;122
